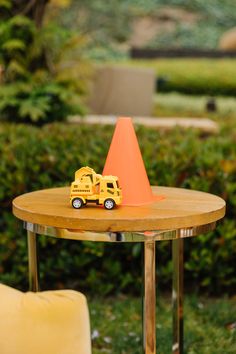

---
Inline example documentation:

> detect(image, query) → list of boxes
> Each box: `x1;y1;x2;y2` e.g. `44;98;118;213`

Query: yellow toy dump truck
70;166;122;210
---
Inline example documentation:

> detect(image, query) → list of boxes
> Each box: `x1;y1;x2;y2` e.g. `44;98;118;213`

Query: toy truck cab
70;167;122;210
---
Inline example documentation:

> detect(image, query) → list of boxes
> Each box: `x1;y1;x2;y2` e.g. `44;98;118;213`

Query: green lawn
153;93;236;121
90;295;236;354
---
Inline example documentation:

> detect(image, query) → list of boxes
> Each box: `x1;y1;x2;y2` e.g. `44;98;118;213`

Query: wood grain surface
12;186;225;232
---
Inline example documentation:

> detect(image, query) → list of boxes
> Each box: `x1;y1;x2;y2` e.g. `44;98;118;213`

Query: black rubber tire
104;198;115;210
72;198;84;209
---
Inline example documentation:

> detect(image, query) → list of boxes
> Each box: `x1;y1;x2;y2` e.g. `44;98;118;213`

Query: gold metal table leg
172;239;184;354
27;230;39;292
143;240;156;354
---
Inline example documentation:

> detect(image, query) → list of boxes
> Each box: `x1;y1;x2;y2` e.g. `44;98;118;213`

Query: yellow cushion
0;284;91;354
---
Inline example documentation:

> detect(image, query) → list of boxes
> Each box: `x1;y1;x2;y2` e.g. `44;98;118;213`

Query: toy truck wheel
104;198;115;210
72;198;84;209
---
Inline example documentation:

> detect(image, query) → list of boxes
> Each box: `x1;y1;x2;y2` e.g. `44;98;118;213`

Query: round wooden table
13;186;225;354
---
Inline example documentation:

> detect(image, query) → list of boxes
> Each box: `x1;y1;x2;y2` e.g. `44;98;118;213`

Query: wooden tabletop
12;186;225;232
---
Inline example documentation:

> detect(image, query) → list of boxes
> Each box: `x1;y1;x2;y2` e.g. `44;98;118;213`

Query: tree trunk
13;0;49;28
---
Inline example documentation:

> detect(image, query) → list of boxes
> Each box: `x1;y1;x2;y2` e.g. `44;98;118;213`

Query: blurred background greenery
1;1;236;353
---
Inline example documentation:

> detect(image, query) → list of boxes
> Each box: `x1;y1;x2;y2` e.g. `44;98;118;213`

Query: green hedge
129;59;236;96
0;123;236;295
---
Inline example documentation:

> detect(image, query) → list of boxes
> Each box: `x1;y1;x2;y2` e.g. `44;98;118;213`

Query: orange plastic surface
103;117;164;206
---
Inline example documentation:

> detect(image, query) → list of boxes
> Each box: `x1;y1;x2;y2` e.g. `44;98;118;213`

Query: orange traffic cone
103;117;163;206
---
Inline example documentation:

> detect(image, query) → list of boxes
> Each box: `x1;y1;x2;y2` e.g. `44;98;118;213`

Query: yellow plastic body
70;166;122;209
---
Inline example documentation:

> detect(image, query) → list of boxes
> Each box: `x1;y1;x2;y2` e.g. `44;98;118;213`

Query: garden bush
0;1;90;124
130;59;236;96
0;123;235;295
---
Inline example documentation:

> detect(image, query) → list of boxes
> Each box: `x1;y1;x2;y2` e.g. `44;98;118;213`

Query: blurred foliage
55;0;236;60
148;23;224;50
129;59;236;96
56;0;133;61
149;0;236;49
0;122;235;294
0;0;91;124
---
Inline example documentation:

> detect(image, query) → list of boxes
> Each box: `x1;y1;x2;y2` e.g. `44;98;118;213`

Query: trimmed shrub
130;59;236;96
0;123;235;295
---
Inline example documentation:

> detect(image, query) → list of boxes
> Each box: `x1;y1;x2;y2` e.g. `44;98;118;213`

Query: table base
25;222;216;354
